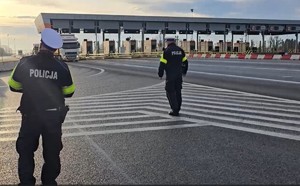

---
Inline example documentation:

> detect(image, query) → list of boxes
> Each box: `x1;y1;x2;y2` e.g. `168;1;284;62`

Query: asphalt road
0;58;300;185
78;58;300;100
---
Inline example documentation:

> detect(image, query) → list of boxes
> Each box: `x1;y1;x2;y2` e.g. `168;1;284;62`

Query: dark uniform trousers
165;76;183;113
17;111;63;185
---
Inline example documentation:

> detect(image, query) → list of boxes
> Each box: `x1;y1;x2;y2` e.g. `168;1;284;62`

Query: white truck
56;34;80;62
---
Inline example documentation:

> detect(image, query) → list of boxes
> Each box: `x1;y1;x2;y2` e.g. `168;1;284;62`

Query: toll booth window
109;46;115;53
234;47;239;52
151;44;156;50
227;46;232;52
131;43;136;52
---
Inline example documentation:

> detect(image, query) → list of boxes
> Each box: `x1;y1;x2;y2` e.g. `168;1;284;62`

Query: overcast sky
0;0;300;52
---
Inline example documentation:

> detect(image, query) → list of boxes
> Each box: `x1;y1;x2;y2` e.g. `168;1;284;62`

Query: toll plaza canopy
35;13;300;35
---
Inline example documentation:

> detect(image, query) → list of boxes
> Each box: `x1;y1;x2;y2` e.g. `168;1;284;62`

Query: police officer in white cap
8;28;75;185
158;37;188;116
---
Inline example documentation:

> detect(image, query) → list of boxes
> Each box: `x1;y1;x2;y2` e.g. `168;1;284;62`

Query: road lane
76;59;300;100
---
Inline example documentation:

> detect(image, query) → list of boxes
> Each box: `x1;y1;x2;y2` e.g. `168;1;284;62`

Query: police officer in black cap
158;38;188;116
8;28;75;185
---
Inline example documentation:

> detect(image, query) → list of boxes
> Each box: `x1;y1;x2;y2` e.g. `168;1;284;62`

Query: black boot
169;111;179;116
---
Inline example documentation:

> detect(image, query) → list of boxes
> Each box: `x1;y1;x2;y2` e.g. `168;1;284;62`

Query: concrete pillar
295;33;299;53
141;26;145;53
118;26;121;53
262;32;265;53
95;27;98;54
102;31;105;53
224;33;227;53
186;30;188;41
196;32;199;51
231;33;234;53
186;23;188;41
68;20;72;34
102;31;105;42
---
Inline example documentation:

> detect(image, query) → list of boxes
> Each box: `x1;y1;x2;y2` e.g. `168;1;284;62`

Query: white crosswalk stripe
1;82;300;142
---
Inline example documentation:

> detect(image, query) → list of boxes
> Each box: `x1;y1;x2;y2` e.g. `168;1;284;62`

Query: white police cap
41;28;63;49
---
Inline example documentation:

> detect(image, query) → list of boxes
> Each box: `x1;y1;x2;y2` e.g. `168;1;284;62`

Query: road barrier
80;52;300;61
2;52;299;73
80;51;300;61
187;53;300;61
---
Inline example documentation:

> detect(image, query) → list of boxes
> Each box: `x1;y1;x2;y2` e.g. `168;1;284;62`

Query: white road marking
189;71;300;85
1;82;300;142
69;63;105;77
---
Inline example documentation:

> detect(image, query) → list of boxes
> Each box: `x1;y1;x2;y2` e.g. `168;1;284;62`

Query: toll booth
226;42;233;52
234;41;250;53
81;39;93;55
215;40;224;53
104;39;116;55
144;38;157;54
215;41;233;52
198;40;213;53
124;38;137;54
180;39;196;53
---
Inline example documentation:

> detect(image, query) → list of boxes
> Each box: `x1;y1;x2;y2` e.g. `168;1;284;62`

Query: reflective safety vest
8;50;75;113
158;43;188;80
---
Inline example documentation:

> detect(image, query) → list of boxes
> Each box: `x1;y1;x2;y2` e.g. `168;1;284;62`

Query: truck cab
57;34;80;62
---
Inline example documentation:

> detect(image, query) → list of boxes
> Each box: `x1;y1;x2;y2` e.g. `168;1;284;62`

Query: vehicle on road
32;43;40;55
55;34;80;62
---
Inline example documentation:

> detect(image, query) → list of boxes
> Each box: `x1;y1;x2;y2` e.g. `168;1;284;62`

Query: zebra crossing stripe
0;119;175;135
143;106;300;141
1;82;300;142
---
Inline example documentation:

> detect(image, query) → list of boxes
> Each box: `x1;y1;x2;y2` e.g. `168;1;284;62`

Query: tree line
255;36;299;53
